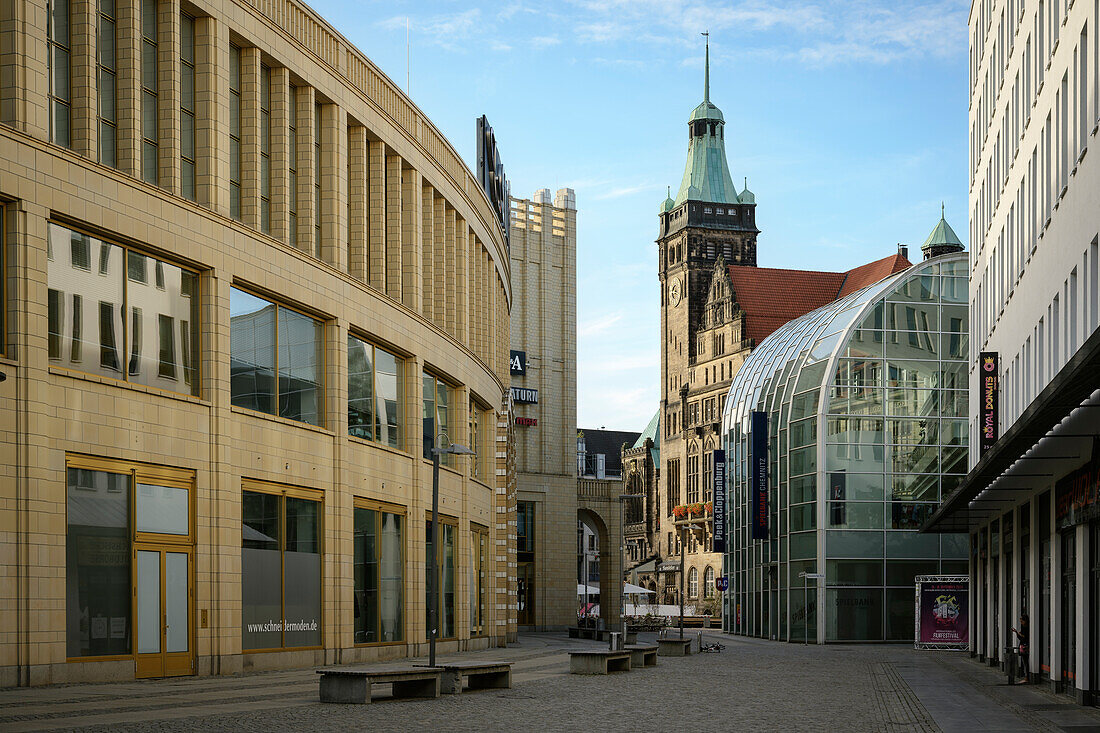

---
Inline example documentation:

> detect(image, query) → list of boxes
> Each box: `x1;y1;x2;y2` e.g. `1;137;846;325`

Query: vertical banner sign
712;449;726;553
914;575;970;649
751;411;768;540
979;352;999;454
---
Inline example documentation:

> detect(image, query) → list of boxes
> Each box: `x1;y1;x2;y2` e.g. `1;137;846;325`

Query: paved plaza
2;633;1099;732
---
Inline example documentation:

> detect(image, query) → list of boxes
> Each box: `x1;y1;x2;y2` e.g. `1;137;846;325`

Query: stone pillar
384;151;402;299
295;84;315;255
366;139;386;291
346;124;367;281
239;46;260;228
319;101;346;270
156;0;180;195
444;207;457;337
115;0;140;176
456;220;468;345
70;0;96;158
433;194;446;330
420;183;434;320
194;14;226;213
268;66;289;243
401;166;422;312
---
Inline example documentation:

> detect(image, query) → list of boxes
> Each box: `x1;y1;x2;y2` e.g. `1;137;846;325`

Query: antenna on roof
941;201;945;219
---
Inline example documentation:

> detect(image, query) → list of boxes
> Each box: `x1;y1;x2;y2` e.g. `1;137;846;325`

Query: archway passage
577;507;621;630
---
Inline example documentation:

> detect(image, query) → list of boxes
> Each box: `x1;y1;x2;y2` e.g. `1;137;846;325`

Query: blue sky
309;0;970;431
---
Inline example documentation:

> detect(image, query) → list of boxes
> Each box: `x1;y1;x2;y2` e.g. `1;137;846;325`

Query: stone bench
433;661;512;694
624;644;658;668
657;637;694;656
567;627;606;641
568;650;632;675
317;664;442;704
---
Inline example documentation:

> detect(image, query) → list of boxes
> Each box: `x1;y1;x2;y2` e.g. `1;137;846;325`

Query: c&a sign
979;352;998;454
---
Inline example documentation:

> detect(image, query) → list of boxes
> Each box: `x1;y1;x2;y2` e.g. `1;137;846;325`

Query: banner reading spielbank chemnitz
914;575;969;650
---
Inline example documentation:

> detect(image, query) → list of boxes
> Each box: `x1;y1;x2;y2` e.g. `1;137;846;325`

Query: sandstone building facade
0;0;512;685
508;188;577;629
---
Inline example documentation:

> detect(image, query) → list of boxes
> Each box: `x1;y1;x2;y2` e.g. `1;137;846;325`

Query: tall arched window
688;566;699;598
704;566;715;598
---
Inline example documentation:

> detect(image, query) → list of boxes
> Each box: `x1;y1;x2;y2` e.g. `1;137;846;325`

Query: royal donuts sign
979;352;999;455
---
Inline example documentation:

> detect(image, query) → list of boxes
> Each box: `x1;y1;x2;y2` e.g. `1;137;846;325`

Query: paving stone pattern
1;633;1098;732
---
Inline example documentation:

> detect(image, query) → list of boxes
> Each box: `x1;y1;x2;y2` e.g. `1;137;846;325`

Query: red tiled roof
838;253;911;298
728;254;910;344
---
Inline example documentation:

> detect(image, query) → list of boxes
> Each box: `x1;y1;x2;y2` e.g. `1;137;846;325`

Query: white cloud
379;9;483;52
578;311;624;337
593;182;662;200
530;35;562;48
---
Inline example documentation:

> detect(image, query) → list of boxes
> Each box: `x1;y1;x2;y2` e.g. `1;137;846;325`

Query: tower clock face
670;278;682;306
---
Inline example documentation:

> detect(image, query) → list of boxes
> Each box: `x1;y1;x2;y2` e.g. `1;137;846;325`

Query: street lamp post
429;435;475;668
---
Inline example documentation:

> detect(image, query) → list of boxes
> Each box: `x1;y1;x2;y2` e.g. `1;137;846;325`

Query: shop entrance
135;547;193;679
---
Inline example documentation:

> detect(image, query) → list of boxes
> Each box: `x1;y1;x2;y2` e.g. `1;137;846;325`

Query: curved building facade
722;252;971;642
0;0;511;685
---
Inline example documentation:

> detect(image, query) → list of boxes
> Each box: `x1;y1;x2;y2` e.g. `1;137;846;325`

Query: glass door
135;547;192;678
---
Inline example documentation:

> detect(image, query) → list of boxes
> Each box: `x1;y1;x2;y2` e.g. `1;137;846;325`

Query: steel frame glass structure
722;253;971;642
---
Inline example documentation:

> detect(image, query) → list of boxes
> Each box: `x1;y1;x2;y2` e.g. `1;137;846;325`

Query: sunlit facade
722;253;971;642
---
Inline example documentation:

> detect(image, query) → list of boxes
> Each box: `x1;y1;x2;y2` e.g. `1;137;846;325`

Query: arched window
704;566;715;598
688;566;699;598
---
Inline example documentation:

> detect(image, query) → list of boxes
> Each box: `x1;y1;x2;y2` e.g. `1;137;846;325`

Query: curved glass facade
722;253;970;641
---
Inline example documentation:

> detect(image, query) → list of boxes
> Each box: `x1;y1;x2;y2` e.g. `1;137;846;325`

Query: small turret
921;203;965;260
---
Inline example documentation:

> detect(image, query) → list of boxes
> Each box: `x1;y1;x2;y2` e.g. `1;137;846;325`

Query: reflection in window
66;468;131;657
47;223;199;393
470;526;487;634
230;288;323;426
354;506;404;643
425;521;456;639
422;372;452;464
157;314;176;379
242;489;321;650
348;335;403;449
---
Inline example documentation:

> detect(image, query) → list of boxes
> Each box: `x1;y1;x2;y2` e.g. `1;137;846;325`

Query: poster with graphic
914;575;969;650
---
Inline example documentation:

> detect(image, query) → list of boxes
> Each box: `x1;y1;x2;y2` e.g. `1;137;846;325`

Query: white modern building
924;0;1100;707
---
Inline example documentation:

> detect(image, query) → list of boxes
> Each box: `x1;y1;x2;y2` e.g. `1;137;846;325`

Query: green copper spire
920;203;964;259
673;33;742;208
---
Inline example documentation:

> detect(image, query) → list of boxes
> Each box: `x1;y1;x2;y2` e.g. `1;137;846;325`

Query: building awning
922;327;1100;534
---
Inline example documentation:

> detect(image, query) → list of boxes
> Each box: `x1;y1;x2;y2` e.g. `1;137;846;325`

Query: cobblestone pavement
2;633;1099;732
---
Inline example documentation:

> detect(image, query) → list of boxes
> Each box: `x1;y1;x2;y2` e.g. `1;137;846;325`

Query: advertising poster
751;411;768;540
914;575;969;650
712;449;726;553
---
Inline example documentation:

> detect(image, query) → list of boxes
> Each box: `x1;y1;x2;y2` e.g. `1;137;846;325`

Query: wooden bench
434;661;512;694
657;637;693;656
569;650;631;675
317;664;442;704
624;644;658;668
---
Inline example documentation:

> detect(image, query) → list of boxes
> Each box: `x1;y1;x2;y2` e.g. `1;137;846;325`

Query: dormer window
704;207;712;214
716;208;724;215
